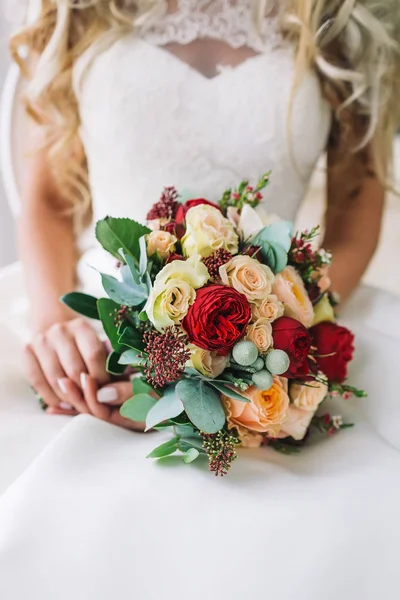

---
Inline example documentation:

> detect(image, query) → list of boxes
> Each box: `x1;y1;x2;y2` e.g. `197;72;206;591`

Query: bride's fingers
46;406;78;416
95;381;134;406
31;335;66;401
49;326;87;387
80;374;112;421
73;322;110;385
23;344;63;408
57;378;90;414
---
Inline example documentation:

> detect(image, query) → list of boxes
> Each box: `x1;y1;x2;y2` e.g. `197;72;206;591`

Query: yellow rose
145;256;209;330
312;294;335;326
223;377;289;437
181;205;239;258
246;318;273;353
251;294;284;322
147;231;177;260
289;374;328;412
272;266;314;328
219;255;275;303
188;345;229;378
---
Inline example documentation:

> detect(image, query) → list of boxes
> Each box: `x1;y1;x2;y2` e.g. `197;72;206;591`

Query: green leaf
145;386;184;431
120;393;157;423
97;298;124;353
176;379;226;434
106;351;127;375
119;249;142;285
133;377;154;396
183;448;200;464
61;292;100;320
147;438;179;459
251;221;293;274
208;381;250;403
118;326;145;351
101;273;148;307
139;235;148;276
118;349;143;366
95;217;151;261
138;311;148;322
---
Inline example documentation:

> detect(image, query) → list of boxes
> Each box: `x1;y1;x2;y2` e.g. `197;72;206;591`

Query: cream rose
188;345;229;378
147;230;177;260
223;377;290;437
251;294;284;322
277;406;315;441
289;374;328;412
145;256;209;330
246;318;273;353
312;295;335;326
272;266;314;328
219;255;275;303
181;205;239;258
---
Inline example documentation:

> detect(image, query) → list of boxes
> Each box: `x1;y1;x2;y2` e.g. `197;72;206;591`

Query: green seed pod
252;370;273;391
251;357;265;372
265;350;290;375
232;340;259;367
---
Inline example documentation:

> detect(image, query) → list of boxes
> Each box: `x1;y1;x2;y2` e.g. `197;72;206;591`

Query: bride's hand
24;318;110;411
50;375;145;431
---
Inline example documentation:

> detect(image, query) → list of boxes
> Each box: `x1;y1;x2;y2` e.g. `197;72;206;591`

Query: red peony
182;285;251;355
175;198;222;224
310;322;355;383
272;317;312;379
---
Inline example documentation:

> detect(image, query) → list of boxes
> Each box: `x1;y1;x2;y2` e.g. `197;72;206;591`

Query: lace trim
140;0;283;53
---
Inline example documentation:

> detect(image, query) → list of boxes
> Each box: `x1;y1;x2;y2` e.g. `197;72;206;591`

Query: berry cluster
146;187;180;221
202;249;233;281
141;326;191;389
202;430;239;476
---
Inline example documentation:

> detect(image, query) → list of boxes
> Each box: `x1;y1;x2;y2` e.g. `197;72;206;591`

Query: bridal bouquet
63;173;365;476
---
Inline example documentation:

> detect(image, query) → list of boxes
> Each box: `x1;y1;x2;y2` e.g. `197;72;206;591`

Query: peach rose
147;230;177;260
246;318;273;352
223;377;290;437
238;430;264;448
289;374;328;412
272;266;314;328
219;255;275;303
251;294;284;322
314;265;331;294
147;218;170;231
277;405;315;441
188;345;229;378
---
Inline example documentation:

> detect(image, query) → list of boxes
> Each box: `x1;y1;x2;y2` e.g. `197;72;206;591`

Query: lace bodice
71;0;331;293
141;0;282;53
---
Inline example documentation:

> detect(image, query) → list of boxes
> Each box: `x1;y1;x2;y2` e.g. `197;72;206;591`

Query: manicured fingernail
59;402;73;411
58;378;67;394
97;387;118;404
80;373;88;390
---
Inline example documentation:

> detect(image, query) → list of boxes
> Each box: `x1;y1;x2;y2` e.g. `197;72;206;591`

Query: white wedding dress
1;2;400;599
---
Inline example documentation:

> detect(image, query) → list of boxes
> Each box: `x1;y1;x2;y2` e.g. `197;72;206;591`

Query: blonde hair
10;0;400;225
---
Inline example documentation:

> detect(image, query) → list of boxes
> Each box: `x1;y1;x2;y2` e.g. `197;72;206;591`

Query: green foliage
207;381;250;402
251;221;293;274
100;273;148;307
120;393;157;423
97;298;124;353
133;377;155;396
219;172;271;212
183;448;200;463
95;217;150;261
176;379;226;434
147;438;180;459
145;386;184;431
61;292;100;320
118;349;143;366
118;325;145;351
106;351;127;375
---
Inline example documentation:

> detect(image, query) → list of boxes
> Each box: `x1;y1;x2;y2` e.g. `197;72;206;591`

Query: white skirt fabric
0;267;400;600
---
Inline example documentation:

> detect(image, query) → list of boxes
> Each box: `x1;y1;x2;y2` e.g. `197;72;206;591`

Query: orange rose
223;377;289;437
272;266;314;328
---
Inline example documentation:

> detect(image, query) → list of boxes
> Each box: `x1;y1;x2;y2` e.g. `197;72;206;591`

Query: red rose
182;285;251;355
310;322;355;383
175;198;222;224
272;317;312;379
166;253;186;264
162;221;186;240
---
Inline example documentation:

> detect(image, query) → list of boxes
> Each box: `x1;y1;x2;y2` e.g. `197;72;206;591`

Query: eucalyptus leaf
183;448;200;464
119;249;142;285
61;292;100;320
118;349;143;366
251;221;293;274
97;298;124;353
208;381;250;403
95;217;151;261
147;438;179;459
106;351;127;375
139;235;148;277
120;393;157;423
133;377;154;396
176;379;226;434
101;273;148;307
145;386;184;431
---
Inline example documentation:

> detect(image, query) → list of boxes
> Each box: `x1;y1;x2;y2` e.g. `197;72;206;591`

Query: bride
1;1;400;598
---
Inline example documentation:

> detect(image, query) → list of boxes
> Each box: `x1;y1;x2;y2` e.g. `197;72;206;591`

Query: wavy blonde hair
10;0;400;226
